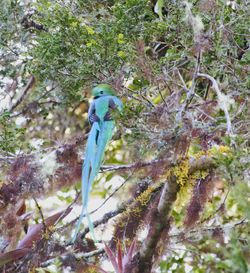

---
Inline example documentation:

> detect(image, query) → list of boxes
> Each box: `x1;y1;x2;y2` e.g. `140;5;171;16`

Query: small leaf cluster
0;110;28;154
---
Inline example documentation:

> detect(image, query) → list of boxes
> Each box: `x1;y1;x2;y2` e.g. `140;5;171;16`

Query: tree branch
101;160;159;172
79;199;131;240
176;52;201;122
170;218;248;243
65;173;134;234
125;87;155;107
132;155;216;273
34;198;47;233
10;85;59;118
197;73;233;136
9;75;35;112
89;172;134;215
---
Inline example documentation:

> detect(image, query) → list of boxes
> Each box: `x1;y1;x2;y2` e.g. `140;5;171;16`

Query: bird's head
91;84;116;98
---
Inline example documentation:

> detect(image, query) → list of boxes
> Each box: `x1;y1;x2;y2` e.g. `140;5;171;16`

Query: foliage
0;110;27;154
0;0;249;272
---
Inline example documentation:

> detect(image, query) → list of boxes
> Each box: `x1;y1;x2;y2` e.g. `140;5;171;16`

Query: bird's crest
91;84;116;97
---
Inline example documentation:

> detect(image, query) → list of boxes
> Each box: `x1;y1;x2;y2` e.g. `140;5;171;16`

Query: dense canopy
0;0;249;272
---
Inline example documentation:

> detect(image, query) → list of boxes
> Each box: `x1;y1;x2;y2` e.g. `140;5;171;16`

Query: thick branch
137;175;179;272
132;155;216;273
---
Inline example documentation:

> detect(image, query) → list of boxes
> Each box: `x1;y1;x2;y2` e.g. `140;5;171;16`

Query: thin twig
10;84;59;118
70;200;131;243
101;160;159;172
37;84;58;101
140;93;156;108
171;218;248;240
197;73;233;136
194;106;216;122
66;173;134;229
200;189;230;224
34;197;47;233
40;248;105;268
125;87;155;107
176;68;188;89
126;92;148;104
176;52;201;122
54;191;81;227
9;75;35;112
187;52;201;101
58;71;78;78
89;172;134;215
158;90;168;108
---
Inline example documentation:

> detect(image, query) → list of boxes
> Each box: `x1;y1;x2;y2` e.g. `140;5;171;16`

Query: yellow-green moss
173;156;190;186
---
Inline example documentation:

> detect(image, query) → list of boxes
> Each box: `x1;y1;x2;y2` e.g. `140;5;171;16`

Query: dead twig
72;200;131;243
176;52;201;122
197;73;233;136
9;75;35;112
33;197;47;233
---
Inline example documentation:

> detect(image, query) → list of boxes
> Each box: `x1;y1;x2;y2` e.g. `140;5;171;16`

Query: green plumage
72;84;122;243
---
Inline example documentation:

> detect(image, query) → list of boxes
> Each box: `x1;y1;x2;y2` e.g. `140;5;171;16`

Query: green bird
72;84;123;243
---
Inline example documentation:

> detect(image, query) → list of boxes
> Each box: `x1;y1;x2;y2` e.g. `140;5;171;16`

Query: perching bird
72;84;123;243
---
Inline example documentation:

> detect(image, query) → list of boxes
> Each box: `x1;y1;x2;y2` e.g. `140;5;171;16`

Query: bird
72;84;123;243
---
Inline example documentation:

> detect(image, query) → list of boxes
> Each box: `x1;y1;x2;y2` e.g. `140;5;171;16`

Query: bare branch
34;198;47;233
40;248;105;268
65;173;134;232
194;106;217;122
197;73;233;136
54;192;81;227
176;52;201;122
10;85;59;118
101;160;159;172
9;75;36;112
79;199;131;240
125;87;155;107
58;71;78;78
200;189;230;224
171;218;248;243
89;172;134;215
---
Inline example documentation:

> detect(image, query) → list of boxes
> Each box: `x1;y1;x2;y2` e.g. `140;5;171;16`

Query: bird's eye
100;91;103;94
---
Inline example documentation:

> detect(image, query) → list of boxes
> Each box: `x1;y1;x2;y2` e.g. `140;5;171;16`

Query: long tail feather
71;204;85;243
71;123;99;243
86;210;97;242
72;121;115;243
80;121;115;242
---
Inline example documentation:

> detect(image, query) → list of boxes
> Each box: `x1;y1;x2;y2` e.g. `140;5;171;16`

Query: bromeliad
72;84;123;243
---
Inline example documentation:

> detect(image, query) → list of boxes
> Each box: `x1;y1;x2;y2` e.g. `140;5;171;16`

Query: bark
130;156;216;273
